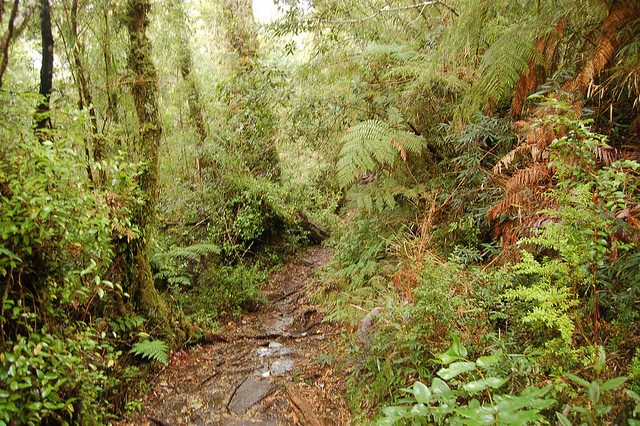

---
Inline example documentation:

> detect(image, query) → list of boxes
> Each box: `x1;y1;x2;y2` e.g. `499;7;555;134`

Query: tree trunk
125;0;168;329
68;0;103;183
34;0;53;140
0;1;36;88
102;1;118;125
177;22;206;143
0;0;18;88
174;3;209;179
221;0;258;72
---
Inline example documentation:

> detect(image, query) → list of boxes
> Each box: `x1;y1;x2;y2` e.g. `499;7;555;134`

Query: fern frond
505;163;552;191
336;120;424;188
131;339;169;364
571;5;640;91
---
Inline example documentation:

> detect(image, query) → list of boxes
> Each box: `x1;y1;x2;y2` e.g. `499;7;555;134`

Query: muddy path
135;247;351;426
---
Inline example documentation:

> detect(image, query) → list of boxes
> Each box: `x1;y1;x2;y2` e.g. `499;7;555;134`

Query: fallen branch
286;384;324;426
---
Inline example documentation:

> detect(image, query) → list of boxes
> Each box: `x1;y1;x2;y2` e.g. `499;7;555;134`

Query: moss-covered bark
124;0;168;329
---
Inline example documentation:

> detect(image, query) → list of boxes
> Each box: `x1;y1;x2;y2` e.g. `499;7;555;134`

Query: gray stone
257;341;299;358
268;316;293;334
269;359;294;376
358;306;383;343
228;377;273;415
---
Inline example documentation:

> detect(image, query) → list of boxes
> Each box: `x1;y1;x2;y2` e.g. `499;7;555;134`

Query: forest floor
132;247;352;425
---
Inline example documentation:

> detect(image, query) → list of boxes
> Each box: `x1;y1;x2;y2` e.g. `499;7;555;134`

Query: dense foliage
1;0;639;424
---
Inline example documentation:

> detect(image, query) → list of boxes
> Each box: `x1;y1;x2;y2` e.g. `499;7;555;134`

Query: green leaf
430;378;451;396
412;381;431;404
437;361;476;380
588;382;600;404
436;335;468;365
600;376;626;392
476;350;502;369
463;377;507;393
566;373;590;388
556;412;573;426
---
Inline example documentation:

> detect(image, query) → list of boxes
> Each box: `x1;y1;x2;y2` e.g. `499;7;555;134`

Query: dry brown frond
570;5;640;92
505;162;552;191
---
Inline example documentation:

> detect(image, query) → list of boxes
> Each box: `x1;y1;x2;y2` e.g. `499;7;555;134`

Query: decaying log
285;384;324;426
295;211;329;244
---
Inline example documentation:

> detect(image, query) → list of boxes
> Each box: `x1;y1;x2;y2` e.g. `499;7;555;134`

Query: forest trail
134;247;351;426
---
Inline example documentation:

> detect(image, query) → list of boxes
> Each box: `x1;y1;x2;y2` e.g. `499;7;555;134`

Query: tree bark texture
102;2;118;124
34;0;53;138
0;0;18;88
125;0;168;328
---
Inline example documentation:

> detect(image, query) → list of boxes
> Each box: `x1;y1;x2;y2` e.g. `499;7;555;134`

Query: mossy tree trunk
221;0;258;73
176;9;207;144
174;4;209;179
102;1;119;125
124;0;168;329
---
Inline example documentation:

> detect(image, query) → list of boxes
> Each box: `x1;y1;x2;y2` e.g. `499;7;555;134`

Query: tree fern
130;339;170;364
336;120;424;188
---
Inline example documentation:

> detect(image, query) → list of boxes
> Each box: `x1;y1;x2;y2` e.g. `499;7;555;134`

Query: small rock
228;377;272;415
269;359;294;376
268;316;293;334
358;306;383;343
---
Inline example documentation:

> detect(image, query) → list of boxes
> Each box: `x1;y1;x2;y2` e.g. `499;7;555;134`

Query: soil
131;247;352;426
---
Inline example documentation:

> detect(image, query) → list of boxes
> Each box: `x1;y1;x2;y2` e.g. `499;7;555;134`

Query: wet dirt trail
135;247;351;426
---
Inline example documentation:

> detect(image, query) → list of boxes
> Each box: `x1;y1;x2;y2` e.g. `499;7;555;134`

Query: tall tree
221;0;258;72
34;0;53;139
124;0;168;327
0;0;18;88
220;0;280;178
175;4;206;143
175;3;209;179
66;0;102;182
102;0;118;124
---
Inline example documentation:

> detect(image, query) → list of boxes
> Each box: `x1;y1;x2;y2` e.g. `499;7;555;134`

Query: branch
305;0;457;26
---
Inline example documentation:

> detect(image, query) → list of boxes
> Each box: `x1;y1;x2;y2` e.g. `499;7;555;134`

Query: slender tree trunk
178;31;207;144
174;3;208;179
125;0;168;329
68;0;105;183
34;0;53;140
0;0;18;88
102;2;118;124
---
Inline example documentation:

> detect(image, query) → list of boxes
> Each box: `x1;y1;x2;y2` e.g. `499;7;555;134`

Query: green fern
336;120;424;188
154;243;221;262
130;339;170;365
